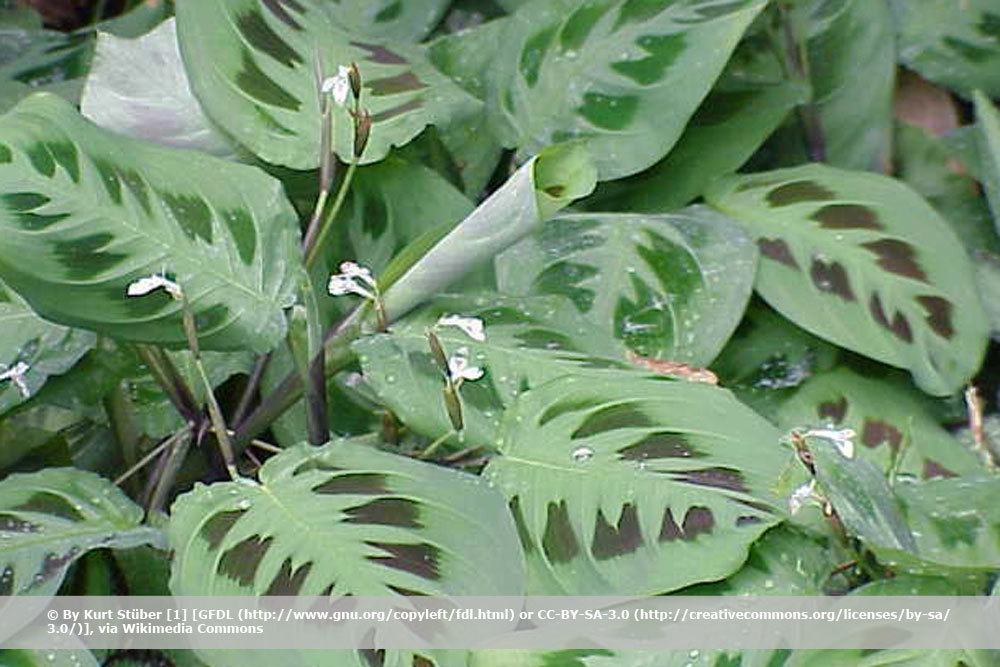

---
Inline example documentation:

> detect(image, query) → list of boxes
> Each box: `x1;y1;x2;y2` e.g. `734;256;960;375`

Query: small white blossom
321;65;352;107
788;479;817;515
327;261;376;300
806;427;856;459
447;347;483;383
0;361;30;398
437;314;486;342
127;274;183;300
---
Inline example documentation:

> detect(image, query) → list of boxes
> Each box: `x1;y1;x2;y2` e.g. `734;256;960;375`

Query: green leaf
484;375;789;594
891;0;1000;98
800;0;896;171
973;91;1000;234
355;293;628;448
880;476;1000;577
0;12;94;106
496;207;758;365
339;157;474;274
0;651;99;667
679;526;842;595
585;66;805;212
973;249;1000;339
381;142;597;320
0;93;302;353
805;432;917;554
80;19;236;157
326;0;451;42
169;439;524;596
706;164;989;396
0;280;94;415
0;467;162;598
488;0;767;180
777;368;983;480
470;649;751;667
175;0;479;169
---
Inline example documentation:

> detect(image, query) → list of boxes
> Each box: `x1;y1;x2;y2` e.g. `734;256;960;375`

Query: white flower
788;480;817;515
0;361;30;398
327;261;376;300
447;347;483;383
126;274;183;300
437;314;486;342
806;427;855;459
321;65;352;107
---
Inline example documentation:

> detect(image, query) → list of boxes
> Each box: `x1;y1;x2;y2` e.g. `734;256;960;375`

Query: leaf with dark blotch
486;375;786;595
707;164;989;395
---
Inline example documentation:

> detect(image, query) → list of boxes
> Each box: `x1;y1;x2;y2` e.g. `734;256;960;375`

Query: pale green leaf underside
891;0;1000;98
485;375;788;594
0;93;301;352
489;0;767;180
777;368;982;480
175;0;480;169
706;164;989;395
496;207;758;365
0;280;94;415
0;467;161;601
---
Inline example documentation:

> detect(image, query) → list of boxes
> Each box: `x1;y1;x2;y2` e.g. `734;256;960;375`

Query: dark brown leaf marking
922;460;957;479
34;549;79;586
571;402;653;439
758;238;800;269
344;498;422;529
861;239;928;281
810;259;855;301
810;204;883;230
861;419;902;452
199;510;247;550
670;467;747;492
0;514;40;533
735;516;763;527
236;11;303;68
818;396;848;423
218;535;273;586
591;504;642;560
509;497;534;554
14;492;85;522
365;542;440;580
916;295;955;339
235;50;300;110
0;144;11;163
765;180;835;207
264;559;311;596
732;498;776;514
367;72;426;96
618;432;702;460
659;507;715;542
542;500;579;563
372;99;423;123
261;0;304;31
313;473;389;495
539;396;607;426
351;42;407;65
869;293;913;343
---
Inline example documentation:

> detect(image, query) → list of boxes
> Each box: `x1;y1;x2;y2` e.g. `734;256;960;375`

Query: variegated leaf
0;93;301;352
326;0;451;42
706;164;989;396
488;0;767;180
175;0;480;169
496;207;757;365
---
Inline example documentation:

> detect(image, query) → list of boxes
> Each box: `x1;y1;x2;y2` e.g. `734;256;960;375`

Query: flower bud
354;109;372;159
348;62;362;99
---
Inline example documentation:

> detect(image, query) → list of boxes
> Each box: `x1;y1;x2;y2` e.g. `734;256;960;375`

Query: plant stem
147;428;194;514
232;354;271;428
304;161;359;269
419;431;454;460
115;427;190;487
103;380;143;493
777;2;826;162
180;301;239;480
133;344;200;424
232;308;364;449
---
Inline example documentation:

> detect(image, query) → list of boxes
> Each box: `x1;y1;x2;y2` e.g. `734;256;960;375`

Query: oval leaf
706;164;989;395
0;93;301;352
485;375;788;594
175;0;479;169
496;207;758;365
489;0;767;179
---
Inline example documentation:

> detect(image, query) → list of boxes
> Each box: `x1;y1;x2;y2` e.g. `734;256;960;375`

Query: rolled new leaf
381;142;596;321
